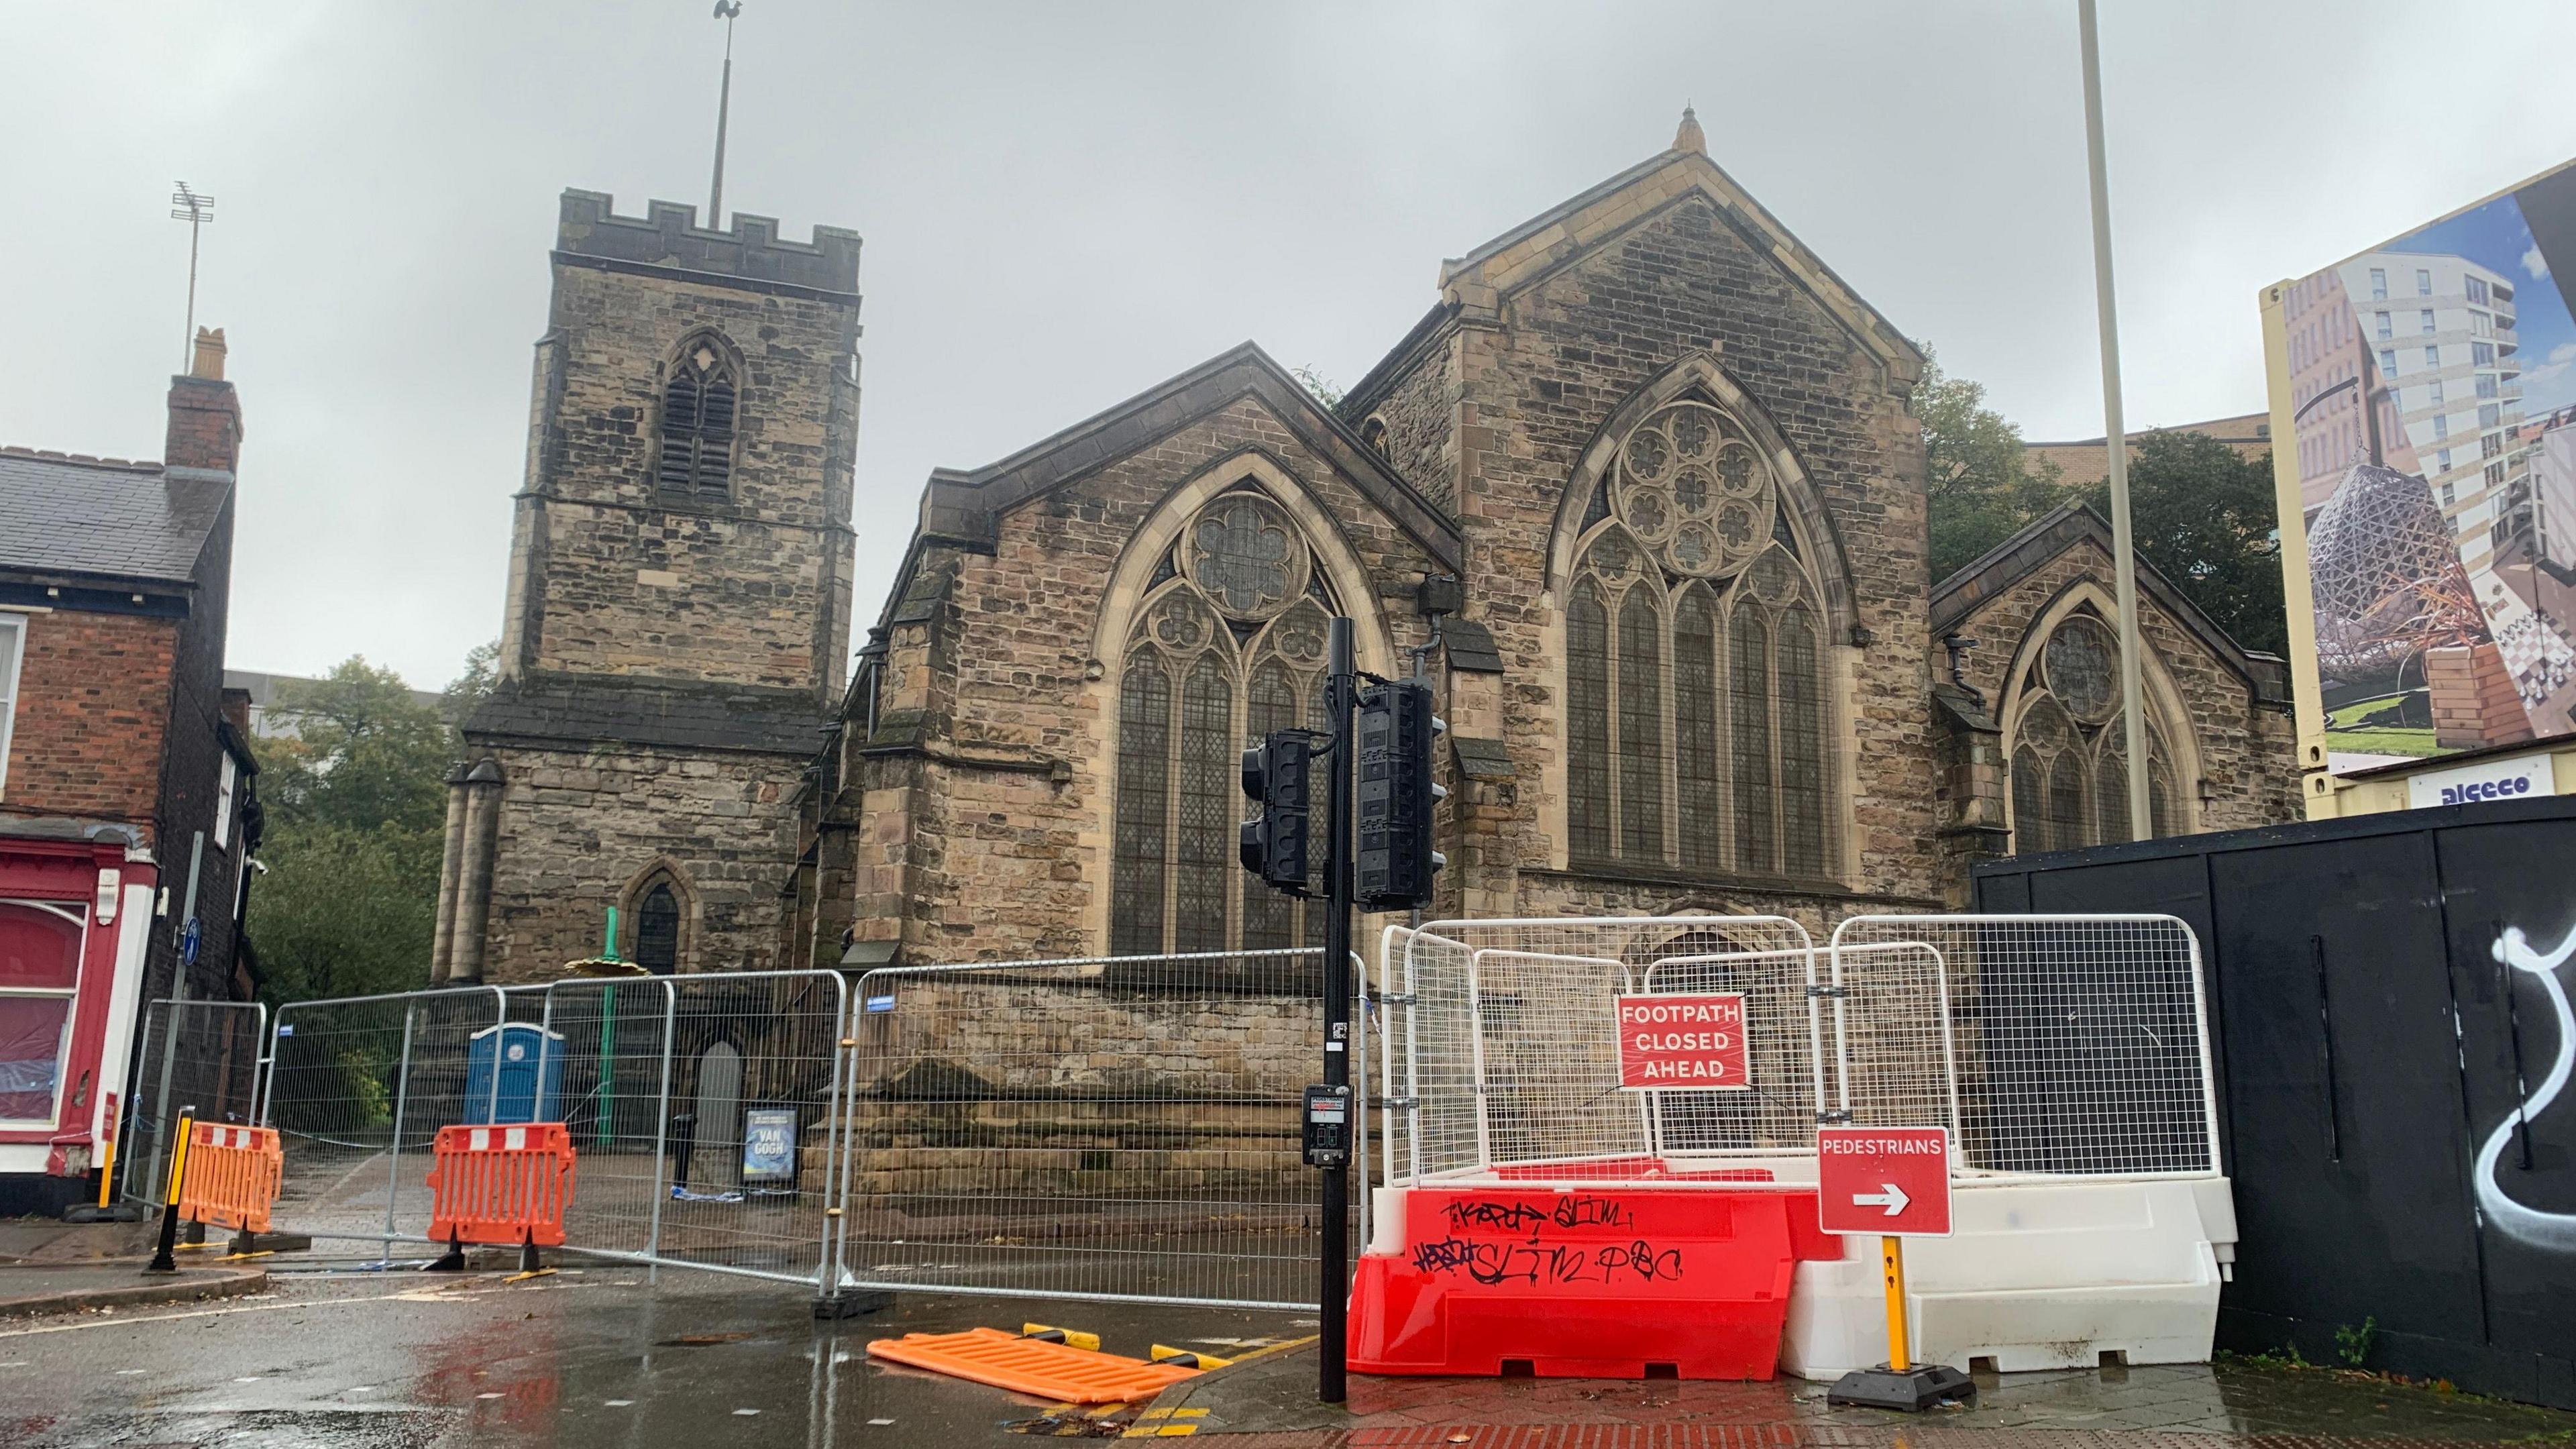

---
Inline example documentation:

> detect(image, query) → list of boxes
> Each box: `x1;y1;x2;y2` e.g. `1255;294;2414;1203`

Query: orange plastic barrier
865;1329;1202;1404
177;1123;283;1234
425;1123;577;1248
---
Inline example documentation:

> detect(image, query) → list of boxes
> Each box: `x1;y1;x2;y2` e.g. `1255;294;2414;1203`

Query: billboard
2264;160;2576;782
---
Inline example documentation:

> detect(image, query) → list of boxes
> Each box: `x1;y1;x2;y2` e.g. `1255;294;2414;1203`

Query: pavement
0;1218;2569;1448
1140;1338;2576;1444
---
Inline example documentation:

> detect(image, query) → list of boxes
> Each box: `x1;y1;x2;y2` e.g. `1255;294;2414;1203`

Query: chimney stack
166;325;243;473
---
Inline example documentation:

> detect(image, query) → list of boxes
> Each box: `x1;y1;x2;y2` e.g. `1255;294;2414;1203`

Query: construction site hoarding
2261;158;2576;810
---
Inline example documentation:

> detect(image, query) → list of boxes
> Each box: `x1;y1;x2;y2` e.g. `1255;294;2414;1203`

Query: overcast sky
8;1;2576;690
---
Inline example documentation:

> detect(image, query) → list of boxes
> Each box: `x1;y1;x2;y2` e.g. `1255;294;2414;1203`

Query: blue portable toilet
463;1023;566;1124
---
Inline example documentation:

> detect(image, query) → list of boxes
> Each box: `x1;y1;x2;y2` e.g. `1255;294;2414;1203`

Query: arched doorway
692;1040;743;1190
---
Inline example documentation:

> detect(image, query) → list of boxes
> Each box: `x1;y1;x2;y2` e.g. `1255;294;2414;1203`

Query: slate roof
1440;618;1505;674
464;673;832;756
0;448;229;586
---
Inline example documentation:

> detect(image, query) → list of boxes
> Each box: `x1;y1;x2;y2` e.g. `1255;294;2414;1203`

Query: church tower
435;191;862;982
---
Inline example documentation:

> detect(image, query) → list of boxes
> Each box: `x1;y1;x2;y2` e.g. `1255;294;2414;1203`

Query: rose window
1184;494;1306;620
2042;614;2121;723
1612;403;1773;579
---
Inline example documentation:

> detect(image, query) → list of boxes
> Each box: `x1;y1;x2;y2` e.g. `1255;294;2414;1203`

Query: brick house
0;329;260;1208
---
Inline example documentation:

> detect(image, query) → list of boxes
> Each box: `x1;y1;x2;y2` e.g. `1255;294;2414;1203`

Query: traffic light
1354;678;1446;911
1239;731;1313;893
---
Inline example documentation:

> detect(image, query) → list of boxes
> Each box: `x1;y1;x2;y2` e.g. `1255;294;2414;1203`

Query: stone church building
433;114;2299;985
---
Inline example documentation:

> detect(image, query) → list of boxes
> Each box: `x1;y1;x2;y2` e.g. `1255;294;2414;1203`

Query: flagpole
2079;0;2153;840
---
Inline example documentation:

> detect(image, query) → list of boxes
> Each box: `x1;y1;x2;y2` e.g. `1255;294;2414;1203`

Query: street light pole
2078;0;2154;840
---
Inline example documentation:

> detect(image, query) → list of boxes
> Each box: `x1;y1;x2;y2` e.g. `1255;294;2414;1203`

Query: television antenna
170;182;215;371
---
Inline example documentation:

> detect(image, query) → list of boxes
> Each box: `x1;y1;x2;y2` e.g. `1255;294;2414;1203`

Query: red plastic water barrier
425;1123;577;1248
1348;1183;1841;1380
178;1123;283;1234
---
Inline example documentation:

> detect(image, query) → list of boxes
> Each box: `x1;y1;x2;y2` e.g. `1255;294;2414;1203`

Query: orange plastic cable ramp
865;1328;1203;1404
177;1123;284;1234
425;1123;578;1248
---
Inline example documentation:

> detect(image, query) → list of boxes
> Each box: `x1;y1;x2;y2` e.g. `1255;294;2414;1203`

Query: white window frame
0;612;25;802
213;751;237;853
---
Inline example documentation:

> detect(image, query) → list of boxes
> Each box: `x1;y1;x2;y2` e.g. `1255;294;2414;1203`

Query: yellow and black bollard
142;1110;196;1275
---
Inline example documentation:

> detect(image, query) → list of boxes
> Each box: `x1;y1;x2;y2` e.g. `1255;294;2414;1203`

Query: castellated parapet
554;190;861;297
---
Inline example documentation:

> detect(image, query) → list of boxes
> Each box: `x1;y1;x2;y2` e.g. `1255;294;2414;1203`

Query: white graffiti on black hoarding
2479;924;2576;1253
1409;1238;1685;1285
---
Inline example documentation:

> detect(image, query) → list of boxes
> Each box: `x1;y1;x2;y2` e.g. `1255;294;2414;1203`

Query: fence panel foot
814;1289;893;1320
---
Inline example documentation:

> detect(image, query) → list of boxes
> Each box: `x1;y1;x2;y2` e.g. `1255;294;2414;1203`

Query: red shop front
0;835;158;1189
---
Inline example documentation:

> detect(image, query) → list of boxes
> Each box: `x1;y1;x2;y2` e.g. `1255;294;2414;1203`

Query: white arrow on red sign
1852;1182;1910;1216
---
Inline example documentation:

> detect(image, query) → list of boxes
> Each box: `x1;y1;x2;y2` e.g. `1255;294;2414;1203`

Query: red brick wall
0;609;179;835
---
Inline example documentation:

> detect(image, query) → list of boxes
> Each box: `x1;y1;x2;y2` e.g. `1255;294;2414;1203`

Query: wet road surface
0;1265;1307;1447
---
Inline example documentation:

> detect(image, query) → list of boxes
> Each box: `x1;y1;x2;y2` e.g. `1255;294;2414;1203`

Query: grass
2322;694;2445;757
2323;727;2444;757
2328;694;2406;727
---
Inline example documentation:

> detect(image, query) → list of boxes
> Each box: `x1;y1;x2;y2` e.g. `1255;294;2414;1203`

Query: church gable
843;347;1456;961
1435;123;1922;384
912;343;1459;574
1930;504;2289;704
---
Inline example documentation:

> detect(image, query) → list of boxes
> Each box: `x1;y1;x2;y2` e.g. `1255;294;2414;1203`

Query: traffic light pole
1319;615;1356;1405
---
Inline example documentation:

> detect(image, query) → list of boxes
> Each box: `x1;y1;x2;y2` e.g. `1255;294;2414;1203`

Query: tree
259;658;451;835
2081;430;2289;658
249;656;460;1004
442;639;499;729
1915;353;2070;582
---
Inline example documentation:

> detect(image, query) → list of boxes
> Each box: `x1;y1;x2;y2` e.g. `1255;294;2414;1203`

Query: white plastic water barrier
1779;1176;2238;1377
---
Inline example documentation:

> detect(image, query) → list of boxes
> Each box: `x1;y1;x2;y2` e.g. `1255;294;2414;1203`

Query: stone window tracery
1564;399;1835;883
657;333;740;500
2006;609;2186;853
1113;490;1336;955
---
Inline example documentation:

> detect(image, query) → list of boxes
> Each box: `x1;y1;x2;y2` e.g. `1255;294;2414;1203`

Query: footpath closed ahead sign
1817;1126;1952;1236
1613;992;1750;1091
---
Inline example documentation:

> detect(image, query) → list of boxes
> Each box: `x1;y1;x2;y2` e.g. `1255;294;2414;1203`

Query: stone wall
476;741;805;982
504;258;857;694
1356;322;1461;513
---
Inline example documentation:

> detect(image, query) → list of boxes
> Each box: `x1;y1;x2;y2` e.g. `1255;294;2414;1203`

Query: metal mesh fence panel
1641;947;1827;1159
119;999;268;1206
1821;940;1962;1136
1383;916;1813;1186
838;949;1339;1309
260;987;506;1246
1828;914;2217;1178
533;971;851;1287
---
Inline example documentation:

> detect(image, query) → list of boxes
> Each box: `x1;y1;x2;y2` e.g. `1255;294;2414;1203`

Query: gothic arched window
1112;490;1337;955
2006;610;2186;853
635;881;680;975
1563;399;1837;882
657;334;739;500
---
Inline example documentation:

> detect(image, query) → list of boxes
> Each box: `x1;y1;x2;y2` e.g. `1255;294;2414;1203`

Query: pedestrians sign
1817;1126;1952;1237
1612;992;1750;1091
